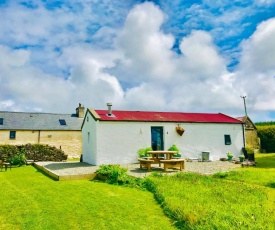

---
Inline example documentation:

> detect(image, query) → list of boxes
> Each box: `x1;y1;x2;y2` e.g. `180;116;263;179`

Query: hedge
0;143;68;164
256;126;275;153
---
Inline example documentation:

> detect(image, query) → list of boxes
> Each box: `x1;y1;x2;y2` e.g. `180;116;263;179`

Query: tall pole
240;96;247;117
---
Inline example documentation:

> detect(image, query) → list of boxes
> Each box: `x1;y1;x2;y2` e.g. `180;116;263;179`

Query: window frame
10;131;16;139
59;119;66;125
224;134;231;145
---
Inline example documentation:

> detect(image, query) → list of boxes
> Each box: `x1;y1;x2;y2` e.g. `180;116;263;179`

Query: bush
0;144;67;163
257;126;275;153
245;145;254;154
168;144;179;153
9;152;27;166
0;144;18;157
168;144;181;157
23;143;67;161
95;164;147;189
137;147;152;157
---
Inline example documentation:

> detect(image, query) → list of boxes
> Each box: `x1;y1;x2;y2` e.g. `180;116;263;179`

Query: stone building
0;104;84;158
236;116;259;149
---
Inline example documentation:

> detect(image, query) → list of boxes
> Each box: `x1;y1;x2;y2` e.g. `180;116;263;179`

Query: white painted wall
82;113;97;165
82;119;244;165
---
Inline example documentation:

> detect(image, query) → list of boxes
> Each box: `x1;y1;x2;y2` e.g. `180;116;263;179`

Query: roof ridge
0;111;74;116
95;109;220;115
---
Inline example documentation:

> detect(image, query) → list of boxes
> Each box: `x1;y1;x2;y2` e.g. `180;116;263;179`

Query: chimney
76;103;85;118
107;102;112;116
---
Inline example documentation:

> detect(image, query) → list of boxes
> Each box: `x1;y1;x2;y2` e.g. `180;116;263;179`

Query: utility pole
240;96;248;117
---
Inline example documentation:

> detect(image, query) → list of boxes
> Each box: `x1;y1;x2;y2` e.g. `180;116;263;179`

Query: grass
147;153;275;229
1;153;275;229
0;166;175;229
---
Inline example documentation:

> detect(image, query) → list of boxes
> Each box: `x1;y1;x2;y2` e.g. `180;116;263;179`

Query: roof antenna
240;96;248;117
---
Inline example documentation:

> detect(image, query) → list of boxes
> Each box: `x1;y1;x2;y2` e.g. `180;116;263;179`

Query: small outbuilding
82;104;245;165
236;116;259;149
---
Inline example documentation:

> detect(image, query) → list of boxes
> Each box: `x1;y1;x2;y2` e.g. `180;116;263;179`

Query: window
59;119;66;125
224;135;231;145
10;131;16;139
0;118;3;125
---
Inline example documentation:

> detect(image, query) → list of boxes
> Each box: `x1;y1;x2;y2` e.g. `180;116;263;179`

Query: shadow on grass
33;165;58;181
255;155;275;168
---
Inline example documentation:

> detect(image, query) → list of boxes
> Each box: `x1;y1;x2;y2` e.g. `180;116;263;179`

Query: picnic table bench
160;159;185;172
138;158;154;171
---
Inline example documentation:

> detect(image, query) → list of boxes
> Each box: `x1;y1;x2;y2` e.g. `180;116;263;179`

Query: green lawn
0;166;175;230
147;153;275;229
1;154;275;229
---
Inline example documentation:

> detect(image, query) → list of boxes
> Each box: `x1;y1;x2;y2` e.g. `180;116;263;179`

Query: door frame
151;126;164;150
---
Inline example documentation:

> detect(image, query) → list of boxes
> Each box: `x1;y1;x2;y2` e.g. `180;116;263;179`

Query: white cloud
116;2;176;81
1;1;275;121
235;18;275;112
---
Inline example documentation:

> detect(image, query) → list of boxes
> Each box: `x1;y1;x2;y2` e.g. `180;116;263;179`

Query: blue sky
0;0;275;121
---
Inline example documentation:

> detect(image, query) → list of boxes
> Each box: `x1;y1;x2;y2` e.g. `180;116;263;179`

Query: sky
0;0;275;122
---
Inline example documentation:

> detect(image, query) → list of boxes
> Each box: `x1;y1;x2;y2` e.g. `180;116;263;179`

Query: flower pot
175;126;185;136
228;156;233;161
239;158;244;162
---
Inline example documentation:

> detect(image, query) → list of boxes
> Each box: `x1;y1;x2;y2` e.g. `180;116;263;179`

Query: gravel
36;160;241;178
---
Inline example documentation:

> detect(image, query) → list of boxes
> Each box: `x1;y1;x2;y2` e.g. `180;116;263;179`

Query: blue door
151;127;164;150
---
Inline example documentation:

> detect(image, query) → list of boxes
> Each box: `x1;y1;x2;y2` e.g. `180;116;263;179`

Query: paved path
36;160;241;178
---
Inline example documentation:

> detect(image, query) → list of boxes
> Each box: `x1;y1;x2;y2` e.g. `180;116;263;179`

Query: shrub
168;144;182;158
0;144;67;163
245;145;254;154
257;126;275;153
213;171;229;179
0;144;18;158
137;147;152;157
95;164;147;189
9;152;27;166
23;143;67;161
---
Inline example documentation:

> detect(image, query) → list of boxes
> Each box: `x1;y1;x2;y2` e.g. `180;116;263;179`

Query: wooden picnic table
138;151;184;172
147;150;178;160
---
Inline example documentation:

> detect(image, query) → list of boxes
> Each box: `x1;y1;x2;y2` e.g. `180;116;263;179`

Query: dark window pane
224;135;231;145
0;118;3;125
59;119;66;125
10;131;16;139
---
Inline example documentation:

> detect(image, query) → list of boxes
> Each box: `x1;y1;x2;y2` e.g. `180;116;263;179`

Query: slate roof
0;111;83;131
89;109;242;124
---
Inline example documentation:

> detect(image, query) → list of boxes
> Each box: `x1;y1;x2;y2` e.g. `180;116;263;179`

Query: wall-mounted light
140;128;142;134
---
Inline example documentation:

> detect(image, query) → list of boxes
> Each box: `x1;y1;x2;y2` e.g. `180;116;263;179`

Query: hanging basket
175;126;185;136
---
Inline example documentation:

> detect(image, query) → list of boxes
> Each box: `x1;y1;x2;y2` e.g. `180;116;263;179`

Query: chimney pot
76;103;85;118
107;102;112;116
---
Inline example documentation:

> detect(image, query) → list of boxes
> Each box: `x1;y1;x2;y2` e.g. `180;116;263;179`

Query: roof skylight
59;119;66;125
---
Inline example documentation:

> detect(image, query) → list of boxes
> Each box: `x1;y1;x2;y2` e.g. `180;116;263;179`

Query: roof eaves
88;108;101;120
81;108;101;129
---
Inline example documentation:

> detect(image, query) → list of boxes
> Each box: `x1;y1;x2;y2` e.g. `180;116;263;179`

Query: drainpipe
242;123;246;148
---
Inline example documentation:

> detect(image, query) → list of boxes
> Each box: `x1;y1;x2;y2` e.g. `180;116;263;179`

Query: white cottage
82;104;245;165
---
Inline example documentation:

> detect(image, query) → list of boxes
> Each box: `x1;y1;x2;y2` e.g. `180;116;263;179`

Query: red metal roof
93;110;242;123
